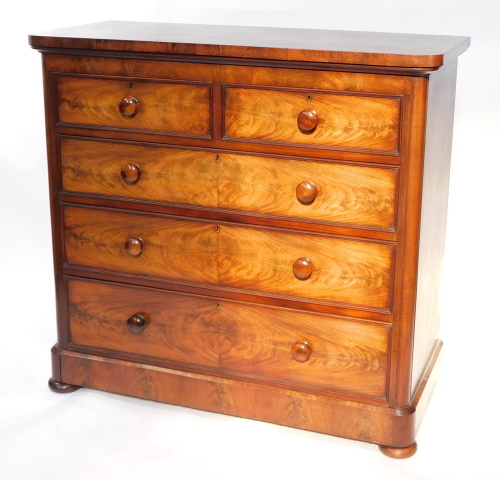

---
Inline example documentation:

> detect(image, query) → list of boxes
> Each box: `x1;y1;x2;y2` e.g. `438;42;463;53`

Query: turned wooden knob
118;96;139;117
291;341;312;362
297;109;318;134
126;314;147;334
293;257;313;280
125;236;144;256
121;163;142;184
296;180;318;205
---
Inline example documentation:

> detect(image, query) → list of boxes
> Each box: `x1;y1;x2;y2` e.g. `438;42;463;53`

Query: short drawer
63;206;393;311
67;278;390;399
57;75;211;137
224;86;401;154
60;137;397;230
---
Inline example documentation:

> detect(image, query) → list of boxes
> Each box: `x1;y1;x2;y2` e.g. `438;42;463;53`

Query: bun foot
379;442;417;459
48;377;80;394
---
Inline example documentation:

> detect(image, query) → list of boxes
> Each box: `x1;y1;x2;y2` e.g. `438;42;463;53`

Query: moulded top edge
28;21;470;69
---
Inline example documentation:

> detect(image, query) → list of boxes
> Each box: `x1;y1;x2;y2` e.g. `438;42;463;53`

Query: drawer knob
126;314;147;334
125;236;144;257
118;96;139;118
121;163;142;184
296;180;318;205
293;257;313;280
291;341;312;362
297;109;318;134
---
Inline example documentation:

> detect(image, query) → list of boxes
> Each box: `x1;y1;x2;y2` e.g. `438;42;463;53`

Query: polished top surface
29;21;470;68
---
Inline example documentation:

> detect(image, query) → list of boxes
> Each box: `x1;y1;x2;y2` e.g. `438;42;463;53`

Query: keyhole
129;82;134;89
307;95;312;102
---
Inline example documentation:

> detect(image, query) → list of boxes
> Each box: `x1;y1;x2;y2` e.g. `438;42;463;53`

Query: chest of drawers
29;22;469;458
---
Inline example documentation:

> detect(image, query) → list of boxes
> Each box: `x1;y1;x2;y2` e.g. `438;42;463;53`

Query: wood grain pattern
379;442;417;459
218;224;393;310
60;349;398;443
60;138;219;207
224;87;401;153
29;21;470;69
63;206;393;310
218;152;397;229
44;54;413;165
56;341;443;447
45;53;412;97
68;279;390;398
60;138;397;230
220;63;411;97
32;22;469;455
63;206;219;285
410;61;458;395
57;75;211;136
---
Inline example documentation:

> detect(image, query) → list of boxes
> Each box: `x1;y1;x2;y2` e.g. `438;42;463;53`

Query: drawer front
218;153;397;229
218;224;393;311
63;206;393;310
60;138;219;208
60;138;396;230
68;279;390;398
63;206;219;285
224;86;401;153
57;75;211;137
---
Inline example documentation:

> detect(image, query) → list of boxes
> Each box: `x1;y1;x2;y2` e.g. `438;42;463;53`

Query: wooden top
29;21;469;69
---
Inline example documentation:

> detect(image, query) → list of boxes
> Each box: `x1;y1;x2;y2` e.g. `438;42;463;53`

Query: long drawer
67;278;390;398
63;206;394;310
60;137;397;230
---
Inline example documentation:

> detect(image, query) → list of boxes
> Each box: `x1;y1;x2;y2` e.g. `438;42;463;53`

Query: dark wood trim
58;191;398;238
42;57;69;348
56;133;401;167
54;124;403;164
55;71;212;85
60;201;395;250
62;262;394;317
62;269;393;323
388;76;428;407
219;136;400;158
48;377;81;394
55;122;213;140
50;344;63;382
221;82;405;101
410;60;458;397
211;79;223;141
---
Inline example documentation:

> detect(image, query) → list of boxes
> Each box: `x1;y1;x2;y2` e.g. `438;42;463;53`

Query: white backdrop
1;1;498;479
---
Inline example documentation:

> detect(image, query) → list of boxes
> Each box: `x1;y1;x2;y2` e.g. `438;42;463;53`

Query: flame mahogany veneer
30;21;469;458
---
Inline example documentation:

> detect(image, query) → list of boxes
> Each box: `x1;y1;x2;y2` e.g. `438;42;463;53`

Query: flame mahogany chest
29;22;469;458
